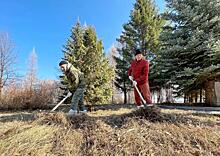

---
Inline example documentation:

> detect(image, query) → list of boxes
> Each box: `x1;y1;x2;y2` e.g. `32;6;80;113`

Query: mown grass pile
0;107;220;156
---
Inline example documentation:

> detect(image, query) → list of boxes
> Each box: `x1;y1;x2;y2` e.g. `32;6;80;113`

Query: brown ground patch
0;107;220;156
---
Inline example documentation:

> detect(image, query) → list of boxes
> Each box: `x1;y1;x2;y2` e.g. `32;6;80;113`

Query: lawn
0;107;220;156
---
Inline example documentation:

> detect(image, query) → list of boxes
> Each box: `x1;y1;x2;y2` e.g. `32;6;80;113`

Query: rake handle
51;95;69;112
131;80;146;105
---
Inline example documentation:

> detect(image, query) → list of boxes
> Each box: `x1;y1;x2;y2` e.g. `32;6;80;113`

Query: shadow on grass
1;107;220;129
0;113;37;122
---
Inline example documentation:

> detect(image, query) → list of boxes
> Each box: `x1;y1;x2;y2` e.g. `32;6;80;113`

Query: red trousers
134;82;152;106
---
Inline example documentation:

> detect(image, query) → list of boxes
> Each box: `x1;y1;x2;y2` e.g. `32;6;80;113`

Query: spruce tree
81;27;114;104
61;21;114;104
114;0;164;103
159;0;220;104
63;20;85;68
59;20;85;100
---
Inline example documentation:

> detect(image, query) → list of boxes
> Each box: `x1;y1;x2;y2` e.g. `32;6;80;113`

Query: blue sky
0;0;165;80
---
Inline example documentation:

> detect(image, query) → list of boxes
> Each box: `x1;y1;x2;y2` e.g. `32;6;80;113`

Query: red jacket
128;59;149;85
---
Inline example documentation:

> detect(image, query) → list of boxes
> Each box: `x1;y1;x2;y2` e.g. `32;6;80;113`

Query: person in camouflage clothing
59;60;87;116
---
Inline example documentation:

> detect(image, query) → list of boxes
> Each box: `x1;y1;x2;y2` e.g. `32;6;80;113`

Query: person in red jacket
128;49;153;108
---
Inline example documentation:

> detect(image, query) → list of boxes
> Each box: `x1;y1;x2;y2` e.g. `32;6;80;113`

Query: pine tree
159;0;220;104
114;0;164;103
59;20;85;100
114;47;132;104
81;27;115;104
61;21;114;104
63;20;86;68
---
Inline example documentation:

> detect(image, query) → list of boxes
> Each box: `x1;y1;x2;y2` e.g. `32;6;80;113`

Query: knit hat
59;60;68;66
135;49;142;55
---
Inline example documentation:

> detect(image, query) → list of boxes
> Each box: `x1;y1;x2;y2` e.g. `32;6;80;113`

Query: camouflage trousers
70;87;86;111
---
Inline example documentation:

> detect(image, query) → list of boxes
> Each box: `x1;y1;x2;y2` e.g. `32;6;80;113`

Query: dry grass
0;107;220;156
0;80;58;110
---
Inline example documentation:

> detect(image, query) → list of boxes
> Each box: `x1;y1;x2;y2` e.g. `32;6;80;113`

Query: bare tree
107;44;117;67
25;47;38;91
0;32;16;97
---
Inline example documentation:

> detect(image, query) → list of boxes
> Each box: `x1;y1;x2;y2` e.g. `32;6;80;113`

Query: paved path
158;105;220;115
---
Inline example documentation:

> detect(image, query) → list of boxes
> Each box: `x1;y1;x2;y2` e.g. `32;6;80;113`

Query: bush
0;80;59;110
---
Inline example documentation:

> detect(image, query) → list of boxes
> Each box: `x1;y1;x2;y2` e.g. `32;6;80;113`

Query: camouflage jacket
64;65;86;92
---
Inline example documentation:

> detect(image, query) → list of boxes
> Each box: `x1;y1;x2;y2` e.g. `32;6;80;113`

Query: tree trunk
0;79;3;99
123;89;127;104
123;82;127;104
185;93;189;103
111;81;114;103
0;73;3;98
157;88;161;103
200;89;202;103
184;93;186;103
195;92;198;103
127;90;130;104
165;89;168;102
189;93;192;103
204;80;217;106
0;87;2;99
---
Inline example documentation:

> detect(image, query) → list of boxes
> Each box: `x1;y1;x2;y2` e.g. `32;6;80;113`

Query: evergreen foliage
61;21;115;104
114;0;164;103
158;0;220;96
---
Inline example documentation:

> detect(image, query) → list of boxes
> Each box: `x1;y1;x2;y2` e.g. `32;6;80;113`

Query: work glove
67;92;72;97
129;76;133;81
132;80;137;86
